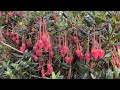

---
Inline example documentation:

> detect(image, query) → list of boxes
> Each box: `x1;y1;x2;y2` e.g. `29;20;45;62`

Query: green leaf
113;65;119;78
106;68;113;79
95;17;102;25
108;23;112;33
62;62;70;68
52;71;56;79
56;71;60;79
112;16;116;24
90;73;96;79
84;19;92;27
111;32;120;41
118;49;120;58
113;42;120;46
104;53;111;58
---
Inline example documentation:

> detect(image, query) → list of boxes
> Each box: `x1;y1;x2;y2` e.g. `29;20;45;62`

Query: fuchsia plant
1;11;114;79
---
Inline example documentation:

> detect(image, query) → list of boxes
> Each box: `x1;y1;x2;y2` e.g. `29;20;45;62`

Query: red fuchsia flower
75;42;83;59
37;40;44;49
62;33;69;56
11;31;15;36
40;61;44;65
50;50;54;58
69;55;74;62
98;35;105;59
0;30;3;41
47;63;53;76
71;36;78;43
16;35;19;39
58;45;62;51
20;36;26;52
22;43;26;49
91;48;99;60
85;31;90;63
46;37;51;44
36;49;42;57
5;30;10;36
26;37;32;47
75;49;81;58
26;41;32;47
15;40;20;45
65;55;73;64
5;17;8;24
85;53;90;63
48;43;53;49
42;33;47;42
43;45;49;52
81;41;84;46
91;26;99;60
41;66;46;78
98;49;105;59
20;12;24;17
20;47;25;52
8;12;13;17
63;46;68;55
60;50;66;57
12;37;16;41
35;16;39;21
33;55;38;62
79;53;84;60
0;12;2;17
116;45;120;50
52;11;58;23
33;46;37;52
65;56;70;64
90;62;95;69
37;65;42;72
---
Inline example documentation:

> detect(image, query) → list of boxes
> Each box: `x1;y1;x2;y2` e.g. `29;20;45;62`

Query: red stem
87;31;90;53
93;26;96;49
62;36;64;47
39;20;42;40
99;35;101;49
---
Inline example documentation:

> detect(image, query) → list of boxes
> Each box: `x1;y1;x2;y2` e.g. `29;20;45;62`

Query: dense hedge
0;11;120;79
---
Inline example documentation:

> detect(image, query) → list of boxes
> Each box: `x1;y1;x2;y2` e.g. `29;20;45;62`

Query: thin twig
0;41;23;54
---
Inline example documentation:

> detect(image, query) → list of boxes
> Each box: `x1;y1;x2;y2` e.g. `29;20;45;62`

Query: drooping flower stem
87;31;90;53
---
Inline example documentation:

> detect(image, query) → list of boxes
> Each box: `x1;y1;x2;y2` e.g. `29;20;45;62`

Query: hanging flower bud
91;49;99;60
50;51;54;58
36;50;42;57
33;55;38;62
8;12;13;17
47;63;53;75
41;67;45;78
43;45;49;52
71;36;78;43
98;49;105;59
26;41;32;47
5;17;8;24
85;53;90;63
58;45;62;51
63;46;68;55
5;30;10;36
37;40;44;49
0;12;2;17
12;37;16;41
15;40;20;45
20;46;25;52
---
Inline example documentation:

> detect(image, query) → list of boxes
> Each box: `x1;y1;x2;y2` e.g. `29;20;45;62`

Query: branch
0;41;23;54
